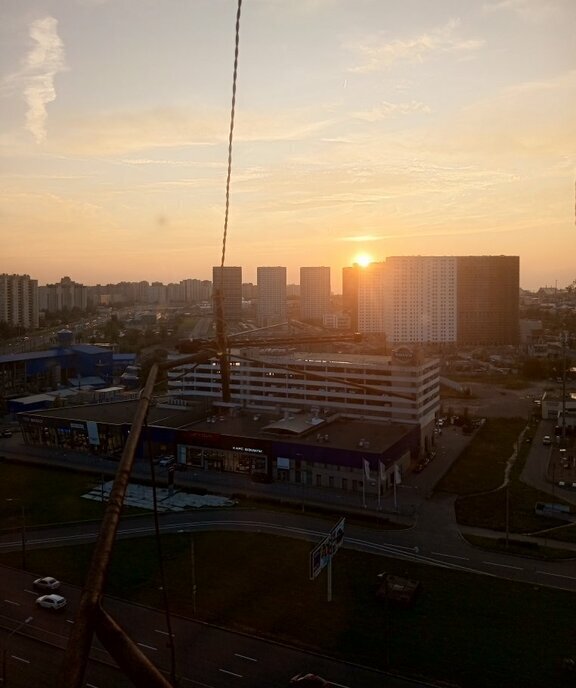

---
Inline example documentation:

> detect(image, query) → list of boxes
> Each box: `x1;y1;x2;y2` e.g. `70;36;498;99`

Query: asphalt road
0;567;433;688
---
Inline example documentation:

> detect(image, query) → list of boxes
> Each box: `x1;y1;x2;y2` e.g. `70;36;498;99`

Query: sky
1;0;575;291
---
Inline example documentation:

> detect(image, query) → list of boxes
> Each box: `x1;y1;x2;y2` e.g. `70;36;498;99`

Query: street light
177;529;197;615
5;499;26;570
2;615;33;686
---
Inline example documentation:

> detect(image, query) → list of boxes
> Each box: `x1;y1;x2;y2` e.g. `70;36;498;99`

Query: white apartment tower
257;267;287;327
358;257;458;344
300;266;330;323
0;273;39;329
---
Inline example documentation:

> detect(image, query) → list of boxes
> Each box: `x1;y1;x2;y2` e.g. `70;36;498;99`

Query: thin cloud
347;18;484;73
338;226;520;242
482;0;562;21
22;16;67;143
353;100;432;122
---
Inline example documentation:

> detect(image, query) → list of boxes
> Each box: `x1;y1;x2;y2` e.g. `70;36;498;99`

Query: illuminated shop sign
232;446;263;454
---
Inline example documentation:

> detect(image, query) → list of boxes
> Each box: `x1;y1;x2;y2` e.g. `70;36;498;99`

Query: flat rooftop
21;402;414;453
186;411;413;454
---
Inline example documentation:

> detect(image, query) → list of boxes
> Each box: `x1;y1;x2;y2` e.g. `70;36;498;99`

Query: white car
33;576;61;591
36;594;67;611
542;435;552;446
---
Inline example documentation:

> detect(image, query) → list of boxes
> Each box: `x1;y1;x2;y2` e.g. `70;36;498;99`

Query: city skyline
1;1;574;290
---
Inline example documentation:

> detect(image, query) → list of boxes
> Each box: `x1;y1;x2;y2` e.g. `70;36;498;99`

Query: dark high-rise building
456;256;519;345
212;266;242;321
257;266;287;327
300;266;330;323
342;265;360;331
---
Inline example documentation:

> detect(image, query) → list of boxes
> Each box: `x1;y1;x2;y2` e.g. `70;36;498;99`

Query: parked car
36;594;67;611
0;430;12;438
155;455;175;466
542;435;552;446
33;576;61;591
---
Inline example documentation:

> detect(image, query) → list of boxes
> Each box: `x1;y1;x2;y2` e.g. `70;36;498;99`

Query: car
35;594;67;611
155;455;175;466
542;435;552;446
33;576;61;591
0;430;12;438
290;674;329;687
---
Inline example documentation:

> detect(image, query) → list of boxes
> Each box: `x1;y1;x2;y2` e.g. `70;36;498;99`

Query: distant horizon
15;259;573;294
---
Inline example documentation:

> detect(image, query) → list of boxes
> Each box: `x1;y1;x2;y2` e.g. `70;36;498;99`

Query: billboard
309;517;345;580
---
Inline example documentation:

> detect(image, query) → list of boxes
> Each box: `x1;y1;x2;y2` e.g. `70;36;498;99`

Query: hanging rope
220;0;242;271
215;0;242;403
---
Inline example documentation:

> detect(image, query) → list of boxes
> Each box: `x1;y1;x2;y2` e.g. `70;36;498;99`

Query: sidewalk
0;439;416;525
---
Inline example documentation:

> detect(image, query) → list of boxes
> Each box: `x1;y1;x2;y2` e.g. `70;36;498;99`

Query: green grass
445;420;574;534
436;417;527;495
3;532;576;688
0;461;140;529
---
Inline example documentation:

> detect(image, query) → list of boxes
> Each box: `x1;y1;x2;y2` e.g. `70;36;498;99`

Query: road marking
234;653;257;662
66;619;75;624
431;552;469;561
86;684;100;687
482;561;523;571
220;669;243;678
136;642;158;651
3;599;20;606
154;629;172;636
11;655;30;664
24;590;37;595
330;683;352;688
537;571;576;581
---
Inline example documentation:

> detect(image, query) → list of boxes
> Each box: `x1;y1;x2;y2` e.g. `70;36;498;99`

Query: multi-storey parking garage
167;347;440;453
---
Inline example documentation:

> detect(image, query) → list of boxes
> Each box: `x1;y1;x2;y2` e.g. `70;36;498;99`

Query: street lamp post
177;530;197;615
5;500;26;570
2;616;33;686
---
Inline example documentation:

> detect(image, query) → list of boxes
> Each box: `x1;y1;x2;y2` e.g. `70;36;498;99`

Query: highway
1;505;576;593
1;567;433;688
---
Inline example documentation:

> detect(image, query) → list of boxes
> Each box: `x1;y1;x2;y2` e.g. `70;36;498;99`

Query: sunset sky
1;0;574;290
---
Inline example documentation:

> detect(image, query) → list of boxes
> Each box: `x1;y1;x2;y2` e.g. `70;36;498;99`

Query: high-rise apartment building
300;266;330;323
180;279;212;304
342;265;360;331
257;267;287;327
212;266;242;321
456;256;519;345
39;276;88;312
0;273;39;329
356;256;519;345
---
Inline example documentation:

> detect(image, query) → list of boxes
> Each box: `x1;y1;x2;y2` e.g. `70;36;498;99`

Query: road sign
309;517;345;580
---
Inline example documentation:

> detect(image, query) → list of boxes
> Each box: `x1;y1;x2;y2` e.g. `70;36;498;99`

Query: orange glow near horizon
354;253;373;268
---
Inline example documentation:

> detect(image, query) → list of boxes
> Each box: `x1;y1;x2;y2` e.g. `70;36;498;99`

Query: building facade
300;266;331;323
257;266;287;327
167;347;440;451
456;255;519;345
212;266;242;321
355;255;519;345
39;276;88;312
0;273;39;329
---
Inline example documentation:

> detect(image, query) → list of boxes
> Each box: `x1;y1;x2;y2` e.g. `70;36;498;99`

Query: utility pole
2;616;33;686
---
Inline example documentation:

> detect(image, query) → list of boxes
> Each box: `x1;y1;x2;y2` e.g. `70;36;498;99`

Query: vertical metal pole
326;557;332;603
393;478;398;513
191;535;197;615
20;505;26;571
377;465;381;511
505;483;510;550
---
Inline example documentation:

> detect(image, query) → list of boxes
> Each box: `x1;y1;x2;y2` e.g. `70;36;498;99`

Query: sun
354;253;373;267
